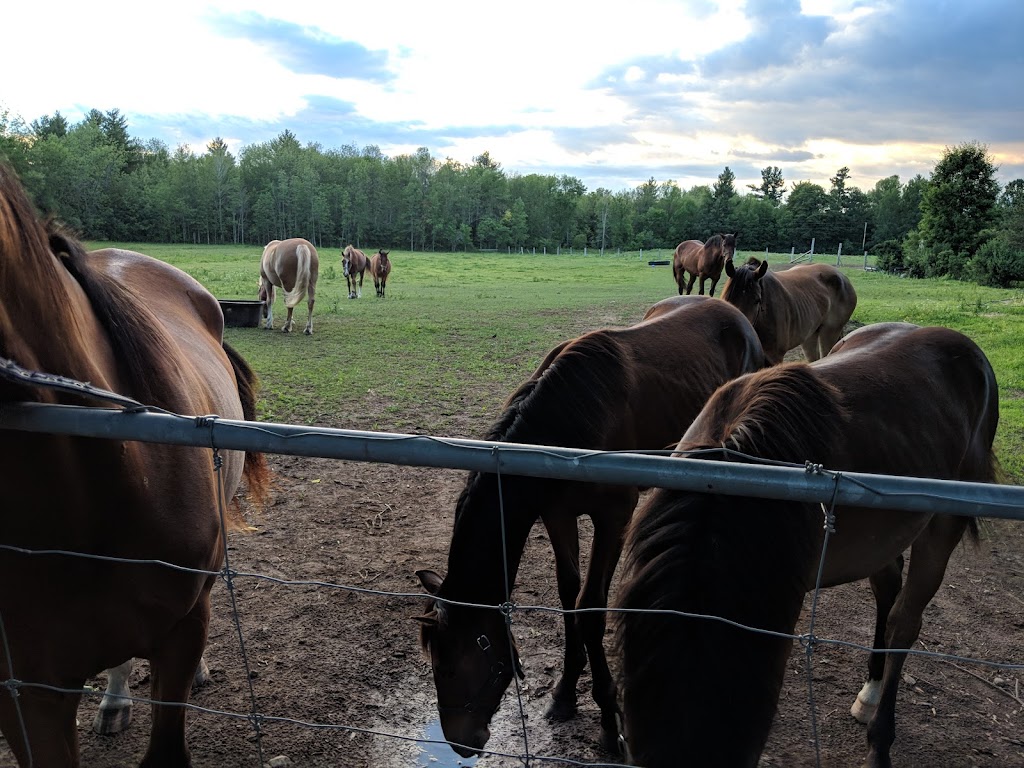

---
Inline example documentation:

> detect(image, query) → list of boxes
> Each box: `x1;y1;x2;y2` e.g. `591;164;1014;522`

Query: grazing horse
259;238;319;334
672;233;736;297
0;166;270;766
369;249;391;298
722;257;857;364
414;295;765;757
342;244;368;298
615;322;1000;768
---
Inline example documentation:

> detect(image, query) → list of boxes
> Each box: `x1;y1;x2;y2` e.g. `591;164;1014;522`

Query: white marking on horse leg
851;679;881;724
194;655;210;686
93;659;135;734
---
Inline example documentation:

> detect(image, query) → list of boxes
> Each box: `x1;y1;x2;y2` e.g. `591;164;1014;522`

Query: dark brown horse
342;244;368;298
0;165;270;766
672;233;736;297
369;249;391;298
259;238;319;334
414;295;765;758
722;257;857;364
616;322;1000;768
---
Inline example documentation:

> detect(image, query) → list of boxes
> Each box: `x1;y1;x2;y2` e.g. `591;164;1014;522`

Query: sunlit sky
4;0;1022;195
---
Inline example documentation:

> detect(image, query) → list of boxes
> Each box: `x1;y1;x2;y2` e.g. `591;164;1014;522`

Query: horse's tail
282;243;315;308
223;341;271;509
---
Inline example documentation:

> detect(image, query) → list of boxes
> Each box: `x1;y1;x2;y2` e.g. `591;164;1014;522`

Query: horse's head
414;569;524;757
723;233;737;262
342;256;351;277
379;250;390;269
722;257;769;323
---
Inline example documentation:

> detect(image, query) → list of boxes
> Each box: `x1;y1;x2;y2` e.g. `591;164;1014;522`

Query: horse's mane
50;232;183;408
454;332;629;522
615;363;839;764
704;233;723;249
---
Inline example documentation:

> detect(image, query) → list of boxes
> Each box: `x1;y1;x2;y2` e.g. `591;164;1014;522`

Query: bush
970;239;1024;287
873;239;904;272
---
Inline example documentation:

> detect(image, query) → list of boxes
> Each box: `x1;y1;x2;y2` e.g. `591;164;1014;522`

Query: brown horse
369;249;391;298
0;165;269;766
722;257;857;364
342;244;368;298
259;238;319;334
616;322;1000;768
414;294;765;757
672;233;737;297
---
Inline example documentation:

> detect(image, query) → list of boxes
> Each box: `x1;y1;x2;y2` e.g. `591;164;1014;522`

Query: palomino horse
369;249;391;298
616;322;1000;768
722;257;857;364
342;244;368;298
0;165;270;766
414;295;765;757
259;238;319;334
672;233;737;297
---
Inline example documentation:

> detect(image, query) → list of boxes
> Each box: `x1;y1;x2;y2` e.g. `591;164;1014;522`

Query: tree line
2;108;1021;285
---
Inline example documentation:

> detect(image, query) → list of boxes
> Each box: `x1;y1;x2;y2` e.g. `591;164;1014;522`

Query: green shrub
970;239;1024;287
874;239;904;272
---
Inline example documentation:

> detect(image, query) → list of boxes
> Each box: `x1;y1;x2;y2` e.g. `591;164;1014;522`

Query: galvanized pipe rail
1;401;1023;521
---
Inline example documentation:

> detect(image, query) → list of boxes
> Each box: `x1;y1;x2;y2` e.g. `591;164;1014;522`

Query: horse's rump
262;238;319;308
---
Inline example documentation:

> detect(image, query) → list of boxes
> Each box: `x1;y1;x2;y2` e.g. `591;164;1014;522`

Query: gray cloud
206;12;393;83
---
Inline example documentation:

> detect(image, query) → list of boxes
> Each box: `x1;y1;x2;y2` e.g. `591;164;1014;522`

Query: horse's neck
446;477;539;600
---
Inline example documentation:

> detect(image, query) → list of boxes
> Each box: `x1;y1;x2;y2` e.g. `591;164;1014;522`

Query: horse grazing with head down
0;165;270;766
615;322;1000;768
342;244;368;298
414;294;765;758
722;257;857;364
672;233;737;297
259;237;319;334
369;249;391;298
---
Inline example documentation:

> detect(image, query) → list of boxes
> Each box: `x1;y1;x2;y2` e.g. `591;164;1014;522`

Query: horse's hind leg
863;517;970;768
357;273;363;298
282;307;295;333
541;514;586;722
305;290;315;335
685;273;697;295
851;556;903;725
578;489;637;753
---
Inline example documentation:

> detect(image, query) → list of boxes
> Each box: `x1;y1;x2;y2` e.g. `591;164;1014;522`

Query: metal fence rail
2;401;1023;521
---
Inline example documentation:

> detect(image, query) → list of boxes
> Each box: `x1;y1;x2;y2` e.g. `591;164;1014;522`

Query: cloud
206;11;393;83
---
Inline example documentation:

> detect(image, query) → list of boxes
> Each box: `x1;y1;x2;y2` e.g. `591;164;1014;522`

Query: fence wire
1;394;1023;766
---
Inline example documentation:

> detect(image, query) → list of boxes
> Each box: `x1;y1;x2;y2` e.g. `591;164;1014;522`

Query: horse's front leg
578;489;636;754
540;513;585;722
141;590;214;768
0;683;82;766
708;276;719;297
357;273;363;298
851;557;903;725
93;658;135;734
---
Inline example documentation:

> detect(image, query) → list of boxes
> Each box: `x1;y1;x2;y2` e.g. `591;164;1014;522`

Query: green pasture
88;243;1024;482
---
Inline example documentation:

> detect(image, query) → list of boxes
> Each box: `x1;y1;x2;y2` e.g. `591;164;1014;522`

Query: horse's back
263;238;319;297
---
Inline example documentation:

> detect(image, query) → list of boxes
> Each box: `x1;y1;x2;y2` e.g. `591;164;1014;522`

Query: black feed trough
219;299;264;328
648;259;671;266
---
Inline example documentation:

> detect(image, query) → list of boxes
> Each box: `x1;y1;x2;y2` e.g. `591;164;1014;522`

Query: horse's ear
725;259;736;277
416;569;444;594
755;259;769;278
412;611;440;628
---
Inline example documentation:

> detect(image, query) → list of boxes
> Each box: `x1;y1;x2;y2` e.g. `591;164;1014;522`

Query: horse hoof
600;724;623;756
850;696;876;724
194;656;211;687
544;696;578;722
304;328;312;335
92;704;133;735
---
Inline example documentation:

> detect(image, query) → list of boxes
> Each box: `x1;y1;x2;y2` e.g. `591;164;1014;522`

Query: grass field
88;242;1024;482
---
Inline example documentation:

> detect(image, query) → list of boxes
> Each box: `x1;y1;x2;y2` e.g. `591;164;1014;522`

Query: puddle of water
416;719;479;767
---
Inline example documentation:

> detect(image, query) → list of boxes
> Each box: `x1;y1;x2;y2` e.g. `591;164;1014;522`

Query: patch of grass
89;243;1024;483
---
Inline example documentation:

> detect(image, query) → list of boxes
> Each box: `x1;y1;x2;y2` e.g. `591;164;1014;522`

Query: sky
3;0;1022;196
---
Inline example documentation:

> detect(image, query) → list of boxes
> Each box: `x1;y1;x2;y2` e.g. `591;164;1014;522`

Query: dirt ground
5;342;1024;768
